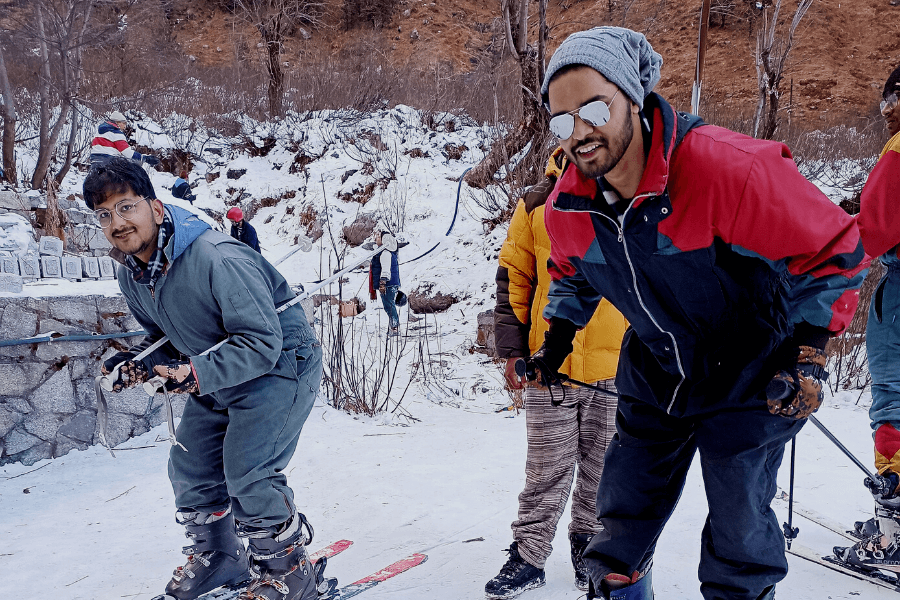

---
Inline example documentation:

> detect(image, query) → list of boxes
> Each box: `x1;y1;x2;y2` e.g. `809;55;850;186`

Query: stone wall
0;295;187;466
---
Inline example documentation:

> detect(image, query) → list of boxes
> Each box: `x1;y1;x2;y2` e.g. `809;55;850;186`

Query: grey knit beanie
541;27;663;110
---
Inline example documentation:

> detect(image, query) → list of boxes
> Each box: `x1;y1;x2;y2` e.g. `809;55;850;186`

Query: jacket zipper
555;194;686;414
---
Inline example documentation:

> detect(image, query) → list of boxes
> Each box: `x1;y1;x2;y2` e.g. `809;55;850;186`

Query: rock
58;411;97;443
82;257;100;279
410;29;419;40
18;256;40;280
29;368;77;414
0;364;31;396
0;405;22;438
1;256;19;274
9;440;53;466
98;256;117;278
476;309;496;356
55;436;89;458
408;283;458;314
226;169;247;180
24;413;61;441
341;214;377;247
61;256;82;280
103;413;142;448
0;273;23;293
49;298;97;324
0;303;37;340
40;256;62;278
149;393;186;424
112;386;153;416
4;428;42;455
39;236;64;257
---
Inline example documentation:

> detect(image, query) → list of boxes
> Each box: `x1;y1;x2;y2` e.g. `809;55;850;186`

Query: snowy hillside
0;106;893;599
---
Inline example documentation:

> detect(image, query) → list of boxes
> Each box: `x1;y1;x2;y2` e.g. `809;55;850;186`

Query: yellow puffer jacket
494;149;627;383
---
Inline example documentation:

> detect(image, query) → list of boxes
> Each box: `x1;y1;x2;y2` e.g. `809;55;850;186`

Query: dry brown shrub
443;143;467;161
404;148;428;158
409;283;457;314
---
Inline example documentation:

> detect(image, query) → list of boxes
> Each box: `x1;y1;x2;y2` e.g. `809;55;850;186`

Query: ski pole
513;358;619;400
783;436;799;549
807;415;877;480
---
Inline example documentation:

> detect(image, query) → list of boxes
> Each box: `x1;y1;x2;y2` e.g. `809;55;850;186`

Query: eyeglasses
882;93;899;113
94;197;149;228
549;91;620;140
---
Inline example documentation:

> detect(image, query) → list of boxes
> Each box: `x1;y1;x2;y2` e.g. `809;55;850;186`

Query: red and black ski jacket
543;93;867;417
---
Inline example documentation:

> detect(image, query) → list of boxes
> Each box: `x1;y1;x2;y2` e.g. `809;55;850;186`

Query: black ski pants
582;392;804;600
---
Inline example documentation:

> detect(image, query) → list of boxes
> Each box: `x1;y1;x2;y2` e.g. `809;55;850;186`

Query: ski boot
484;541;546;599
834;504;900;573
155;507;251;600
852;517;881;540
237;513;335;600
589;568;653;600
570;532;593;591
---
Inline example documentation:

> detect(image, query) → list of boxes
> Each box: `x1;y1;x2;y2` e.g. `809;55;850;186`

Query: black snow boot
157;507;251;600
484;541;546;599
237;513;334;600
570;532;593;591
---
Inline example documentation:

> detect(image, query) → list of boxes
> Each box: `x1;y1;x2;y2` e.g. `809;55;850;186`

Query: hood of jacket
163;204;211;261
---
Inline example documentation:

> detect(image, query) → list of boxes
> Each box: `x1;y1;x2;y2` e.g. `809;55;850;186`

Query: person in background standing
226;207;261;253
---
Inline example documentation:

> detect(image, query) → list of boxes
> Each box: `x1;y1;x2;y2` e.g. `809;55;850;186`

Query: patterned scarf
125;208;175;290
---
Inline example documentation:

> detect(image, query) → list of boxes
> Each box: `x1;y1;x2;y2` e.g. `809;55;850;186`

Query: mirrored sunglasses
549;91;620;140
882;93;899;113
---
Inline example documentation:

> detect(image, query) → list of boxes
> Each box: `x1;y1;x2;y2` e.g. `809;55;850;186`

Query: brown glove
766;346;828;419
101;352;149;392
153;361;200;395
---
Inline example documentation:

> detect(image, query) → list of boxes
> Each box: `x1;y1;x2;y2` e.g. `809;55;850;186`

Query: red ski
321;553;428;599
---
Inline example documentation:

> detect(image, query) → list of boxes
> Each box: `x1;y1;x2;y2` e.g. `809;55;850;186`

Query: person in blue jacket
83;158;331;600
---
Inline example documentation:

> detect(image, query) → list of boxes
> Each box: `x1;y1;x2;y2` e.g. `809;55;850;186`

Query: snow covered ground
0;390;892;599
0;106;892;598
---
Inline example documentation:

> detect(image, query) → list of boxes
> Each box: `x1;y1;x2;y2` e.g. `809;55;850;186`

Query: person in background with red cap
226;207;261;253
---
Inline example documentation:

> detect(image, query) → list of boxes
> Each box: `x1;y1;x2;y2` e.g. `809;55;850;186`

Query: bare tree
752;0;814;140
29;0;95;190
233;0;324;116
464;0;550;190
0;40;17;185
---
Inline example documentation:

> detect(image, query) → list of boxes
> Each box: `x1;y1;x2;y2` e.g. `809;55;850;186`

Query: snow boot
834;505;900;573
570;532;593;591
484;541;546;599
237;513;333;600
156;507;251;600
590;569;653;600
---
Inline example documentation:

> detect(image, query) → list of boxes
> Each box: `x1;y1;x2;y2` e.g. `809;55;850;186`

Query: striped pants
511;380;618;569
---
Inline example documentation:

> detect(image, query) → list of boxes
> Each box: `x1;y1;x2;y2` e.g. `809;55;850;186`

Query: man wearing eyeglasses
83;158;333;600
517;27;867;600
833;64;900;574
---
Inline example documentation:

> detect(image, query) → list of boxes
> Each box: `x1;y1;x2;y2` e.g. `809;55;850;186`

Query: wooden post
691;0;713;116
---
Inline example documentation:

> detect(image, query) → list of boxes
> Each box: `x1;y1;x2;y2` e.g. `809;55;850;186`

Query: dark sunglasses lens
580;101;611;128
550;114;575;139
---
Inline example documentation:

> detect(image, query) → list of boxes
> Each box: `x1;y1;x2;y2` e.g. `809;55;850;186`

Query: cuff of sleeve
189;359;200;395
791;323;831;351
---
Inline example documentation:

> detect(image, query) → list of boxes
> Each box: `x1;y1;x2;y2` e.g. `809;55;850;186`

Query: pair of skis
773;488;900;592
195;540;426;600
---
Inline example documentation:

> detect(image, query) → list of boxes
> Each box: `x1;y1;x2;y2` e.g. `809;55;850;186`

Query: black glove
101;351;149;392
379;278;387;295
143;155;160;167
865;471;900;499
153;360;200;395
517;318;577;386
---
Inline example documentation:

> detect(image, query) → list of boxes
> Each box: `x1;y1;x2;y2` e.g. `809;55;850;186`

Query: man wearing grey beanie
515;26;867;600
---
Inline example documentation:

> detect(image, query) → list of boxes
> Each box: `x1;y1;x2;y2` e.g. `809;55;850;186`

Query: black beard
569;113;634;180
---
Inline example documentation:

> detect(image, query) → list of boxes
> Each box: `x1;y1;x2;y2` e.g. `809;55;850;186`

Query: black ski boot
834;505;900;573
570;532;593;591
155;507;251;600
852;517;881;539
484;541;546;599
237;513;334;600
